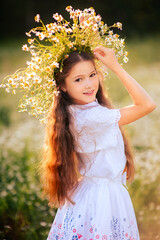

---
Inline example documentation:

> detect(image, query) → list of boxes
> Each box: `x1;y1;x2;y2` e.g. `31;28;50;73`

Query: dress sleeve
70;105;121;153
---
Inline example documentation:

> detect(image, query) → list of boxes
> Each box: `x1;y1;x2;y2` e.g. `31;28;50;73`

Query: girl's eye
75;78;81;82
90;72;96;77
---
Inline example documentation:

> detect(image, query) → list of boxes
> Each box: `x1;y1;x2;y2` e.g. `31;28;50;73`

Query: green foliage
0;106;11;128
128;175;160;239
0;142;56;240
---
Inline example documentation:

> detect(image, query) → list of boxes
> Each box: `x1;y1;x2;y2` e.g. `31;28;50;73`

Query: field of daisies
0;36;160;239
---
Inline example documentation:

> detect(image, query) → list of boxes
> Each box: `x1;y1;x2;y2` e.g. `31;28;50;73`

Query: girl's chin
79;98;96;105
72;94;96;105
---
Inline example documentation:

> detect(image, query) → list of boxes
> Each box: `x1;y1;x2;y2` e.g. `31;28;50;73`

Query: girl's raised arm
93;46;157;126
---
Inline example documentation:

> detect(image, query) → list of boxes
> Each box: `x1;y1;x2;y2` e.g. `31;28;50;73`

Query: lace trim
115;109;121;125
113;109;121;136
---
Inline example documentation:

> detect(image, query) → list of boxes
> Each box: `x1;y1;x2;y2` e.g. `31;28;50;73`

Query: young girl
0;6;156;240
41;46;156;239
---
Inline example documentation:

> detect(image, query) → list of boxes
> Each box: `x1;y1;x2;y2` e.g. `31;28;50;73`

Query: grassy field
0;36;160;239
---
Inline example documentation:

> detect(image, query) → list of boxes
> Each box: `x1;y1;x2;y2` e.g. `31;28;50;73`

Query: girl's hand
93;46;121;72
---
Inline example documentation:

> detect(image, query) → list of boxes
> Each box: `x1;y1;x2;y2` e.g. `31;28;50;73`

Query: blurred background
0;0;160;239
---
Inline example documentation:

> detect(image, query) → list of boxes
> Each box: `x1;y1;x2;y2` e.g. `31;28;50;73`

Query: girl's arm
93;46;157;126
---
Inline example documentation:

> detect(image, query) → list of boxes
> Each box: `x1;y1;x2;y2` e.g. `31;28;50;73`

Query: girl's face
61;60;99;105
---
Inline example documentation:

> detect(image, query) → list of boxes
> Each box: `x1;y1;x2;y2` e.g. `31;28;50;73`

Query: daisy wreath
0;6;129;124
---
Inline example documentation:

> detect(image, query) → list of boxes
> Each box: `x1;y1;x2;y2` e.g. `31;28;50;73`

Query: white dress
47;98;140;240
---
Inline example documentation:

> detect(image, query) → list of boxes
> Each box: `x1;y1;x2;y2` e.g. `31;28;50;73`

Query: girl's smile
83;89;95;95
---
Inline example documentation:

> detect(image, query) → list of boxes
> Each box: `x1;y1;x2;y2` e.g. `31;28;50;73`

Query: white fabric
68;98;121;153
47;98;140;240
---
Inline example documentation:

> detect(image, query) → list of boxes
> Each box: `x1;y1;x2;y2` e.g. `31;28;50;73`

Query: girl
41;46;156;239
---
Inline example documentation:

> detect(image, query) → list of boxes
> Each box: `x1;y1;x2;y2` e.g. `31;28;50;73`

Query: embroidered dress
47;98;140;240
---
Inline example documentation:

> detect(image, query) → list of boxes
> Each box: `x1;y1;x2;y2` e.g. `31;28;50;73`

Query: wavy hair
38;51;135;208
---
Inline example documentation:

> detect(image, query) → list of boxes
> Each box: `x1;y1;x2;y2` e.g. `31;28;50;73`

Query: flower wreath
0;6;129;124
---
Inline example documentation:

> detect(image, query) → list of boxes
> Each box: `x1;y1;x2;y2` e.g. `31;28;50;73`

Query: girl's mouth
83;90;94;96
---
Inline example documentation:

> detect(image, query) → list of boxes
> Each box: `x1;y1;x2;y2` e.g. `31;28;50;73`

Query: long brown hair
39;51;135;208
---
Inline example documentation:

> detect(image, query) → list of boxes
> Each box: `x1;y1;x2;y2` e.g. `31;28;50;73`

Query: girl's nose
84;78;93;88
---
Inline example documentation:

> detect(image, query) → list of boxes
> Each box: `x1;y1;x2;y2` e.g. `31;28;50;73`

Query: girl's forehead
67;60;96;79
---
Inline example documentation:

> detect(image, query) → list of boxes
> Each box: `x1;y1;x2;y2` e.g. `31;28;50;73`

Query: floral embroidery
58;224;62;229
72;236;78;240
47;214;140;240
102;235;108;240
77;234;83;238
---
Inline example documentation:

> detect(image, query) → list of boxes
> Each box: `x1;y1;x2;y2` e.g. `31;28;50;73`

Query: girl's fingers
93;46;108;58
94;45;104;50
94;51;105;57
93;51;105;62
94;46;118;70
79;15;85;24
94;46;114;55
94;45;107;52
93;47;108;58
